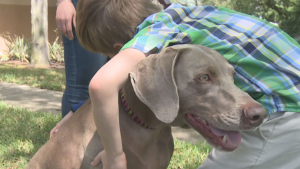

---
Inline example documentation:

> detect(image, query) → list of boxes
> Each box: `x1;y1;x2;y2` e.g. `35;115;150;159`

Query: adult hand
91;150;127;169
50;111;73;138
56;0;76;40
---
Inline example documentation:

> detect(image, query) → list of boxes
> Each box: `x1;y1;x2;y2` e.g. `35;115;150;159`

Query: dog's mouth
184;113;241;151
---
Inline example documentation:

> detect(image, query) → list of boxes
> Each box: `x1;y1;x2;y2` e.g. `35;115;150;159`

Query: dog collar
120;89;153;129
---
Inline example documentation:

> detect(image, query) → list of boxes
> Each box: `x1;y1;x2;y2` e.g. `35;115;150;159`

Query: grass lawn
0;102;211;169
0;102;60;168
0;63;65;92
0;63;211;168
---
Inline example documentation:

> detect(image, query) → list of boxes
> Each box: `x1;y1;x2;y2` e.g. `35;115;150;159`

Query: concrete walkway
0;81;204;144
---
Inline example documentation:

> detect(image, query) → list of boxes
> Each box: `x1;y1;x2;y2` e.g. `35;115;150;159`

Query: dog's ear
129;47;181;123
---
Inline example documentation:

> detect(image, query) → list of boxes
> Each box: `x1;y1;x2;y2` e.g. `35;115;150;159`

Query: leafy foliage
231;0;300;38
201;0;300;39
1;33;64;63
171;0;201;6
201;0;232;8
49;36;64;62
3;33;32;63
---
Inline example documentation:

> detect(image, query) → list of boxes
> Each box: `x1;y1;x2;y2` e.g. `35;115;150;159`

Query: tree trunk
31;0;50;67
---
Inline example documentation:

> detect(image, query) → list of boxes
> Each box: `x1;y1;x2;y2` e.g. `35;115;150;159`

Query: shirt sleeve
121;12;191;54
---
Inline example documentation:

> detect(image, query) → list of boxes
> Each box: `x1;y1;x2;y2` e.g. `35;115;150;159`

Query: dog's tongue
209;125;241;149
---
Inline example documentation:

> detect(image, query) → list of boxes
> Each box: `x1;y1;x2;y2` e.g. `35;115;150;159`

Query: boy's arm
89;48;146;168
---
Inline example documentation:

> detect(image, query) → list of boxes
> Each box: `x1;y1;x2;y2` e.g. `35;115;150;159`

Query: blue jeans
62;34;107;117
61;0;108;117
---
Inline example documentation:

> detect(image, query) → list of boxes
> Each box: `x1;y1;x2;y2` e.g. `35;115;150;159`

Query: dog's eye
199;74;209;82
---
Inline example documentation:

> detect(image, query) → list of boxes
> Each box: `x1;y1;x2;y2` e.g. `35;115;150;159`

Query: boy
75;0;300;168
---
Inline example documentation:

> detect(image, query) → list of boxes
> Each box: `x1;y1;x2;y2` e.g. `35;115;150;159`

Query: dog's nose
243;103;267;126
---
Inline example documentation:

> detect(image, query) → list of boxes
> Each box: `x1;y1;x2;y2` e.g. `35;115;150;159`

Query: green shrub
4;33;31;63
49;36;64;62
1;33;64;63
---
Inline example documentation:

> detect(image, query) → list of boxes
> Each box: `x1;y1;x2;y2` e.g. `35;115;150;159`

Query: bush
3;33;31;63
1;33;64;63
49;36;64;62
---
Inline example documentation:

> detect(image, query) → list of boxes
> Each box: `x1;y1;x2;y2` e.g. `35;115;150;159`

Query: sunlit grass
0;64;65;91
0;102;211;169
0;102;60;168
168;139;211;169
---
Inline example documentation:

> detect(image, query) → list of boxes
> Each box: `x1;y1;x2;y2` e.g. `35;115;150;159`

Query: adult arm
56;0;76;40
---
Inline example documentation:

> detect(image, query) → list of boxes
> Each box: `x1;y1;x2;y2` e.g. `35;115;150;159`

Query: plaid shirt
122;4;300;114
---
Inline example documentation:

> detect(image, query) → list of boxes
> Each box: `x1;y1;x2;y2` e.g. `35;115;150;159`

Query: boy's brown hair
76;0;162;56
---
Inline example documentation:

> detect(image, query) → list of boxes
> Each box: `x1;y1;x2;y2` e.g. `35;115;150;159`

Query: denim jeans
61;0;108;117
61;34;107;117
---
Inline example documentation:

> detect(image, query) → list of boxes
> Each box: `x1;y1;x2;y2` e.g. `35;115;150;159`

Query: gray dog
26;44;267;169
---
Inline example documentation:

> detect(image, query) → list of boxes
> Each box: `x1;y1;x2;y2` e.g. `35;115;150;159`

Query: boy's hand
50;111;73;138
91;150;127;169
56;0;76;40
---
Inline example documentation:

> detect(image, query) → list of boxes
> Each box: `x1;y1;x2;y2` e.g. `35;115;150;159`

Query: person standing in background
55;0;108;117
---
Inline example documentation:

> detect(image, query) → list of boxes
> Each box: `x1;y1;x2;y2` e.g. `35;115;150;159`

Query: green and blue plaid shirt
122;4;300;115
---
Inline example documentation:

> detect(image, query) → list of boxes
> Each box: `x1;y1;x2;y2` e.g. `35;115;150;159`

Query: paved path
0;82;62;114
0;81;204;143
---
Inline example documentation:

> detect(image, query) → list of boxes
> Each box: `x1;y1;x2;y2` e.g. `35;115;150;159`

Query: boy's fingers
49;127;59;138
50;128;55;138
91;152;102;166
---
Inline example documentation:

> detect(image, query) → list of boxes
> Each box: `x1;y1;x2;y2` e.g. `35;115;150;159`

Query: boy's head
76;0;162;57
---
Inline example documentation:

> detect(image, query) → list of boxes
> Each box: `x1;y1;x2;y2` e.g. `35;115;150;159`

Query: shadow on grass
0;103;60;168
0;64;65;92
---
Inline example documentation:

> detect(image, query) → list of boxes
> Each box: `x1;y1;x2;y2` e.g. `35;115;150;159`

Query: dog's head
129;44;267;151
